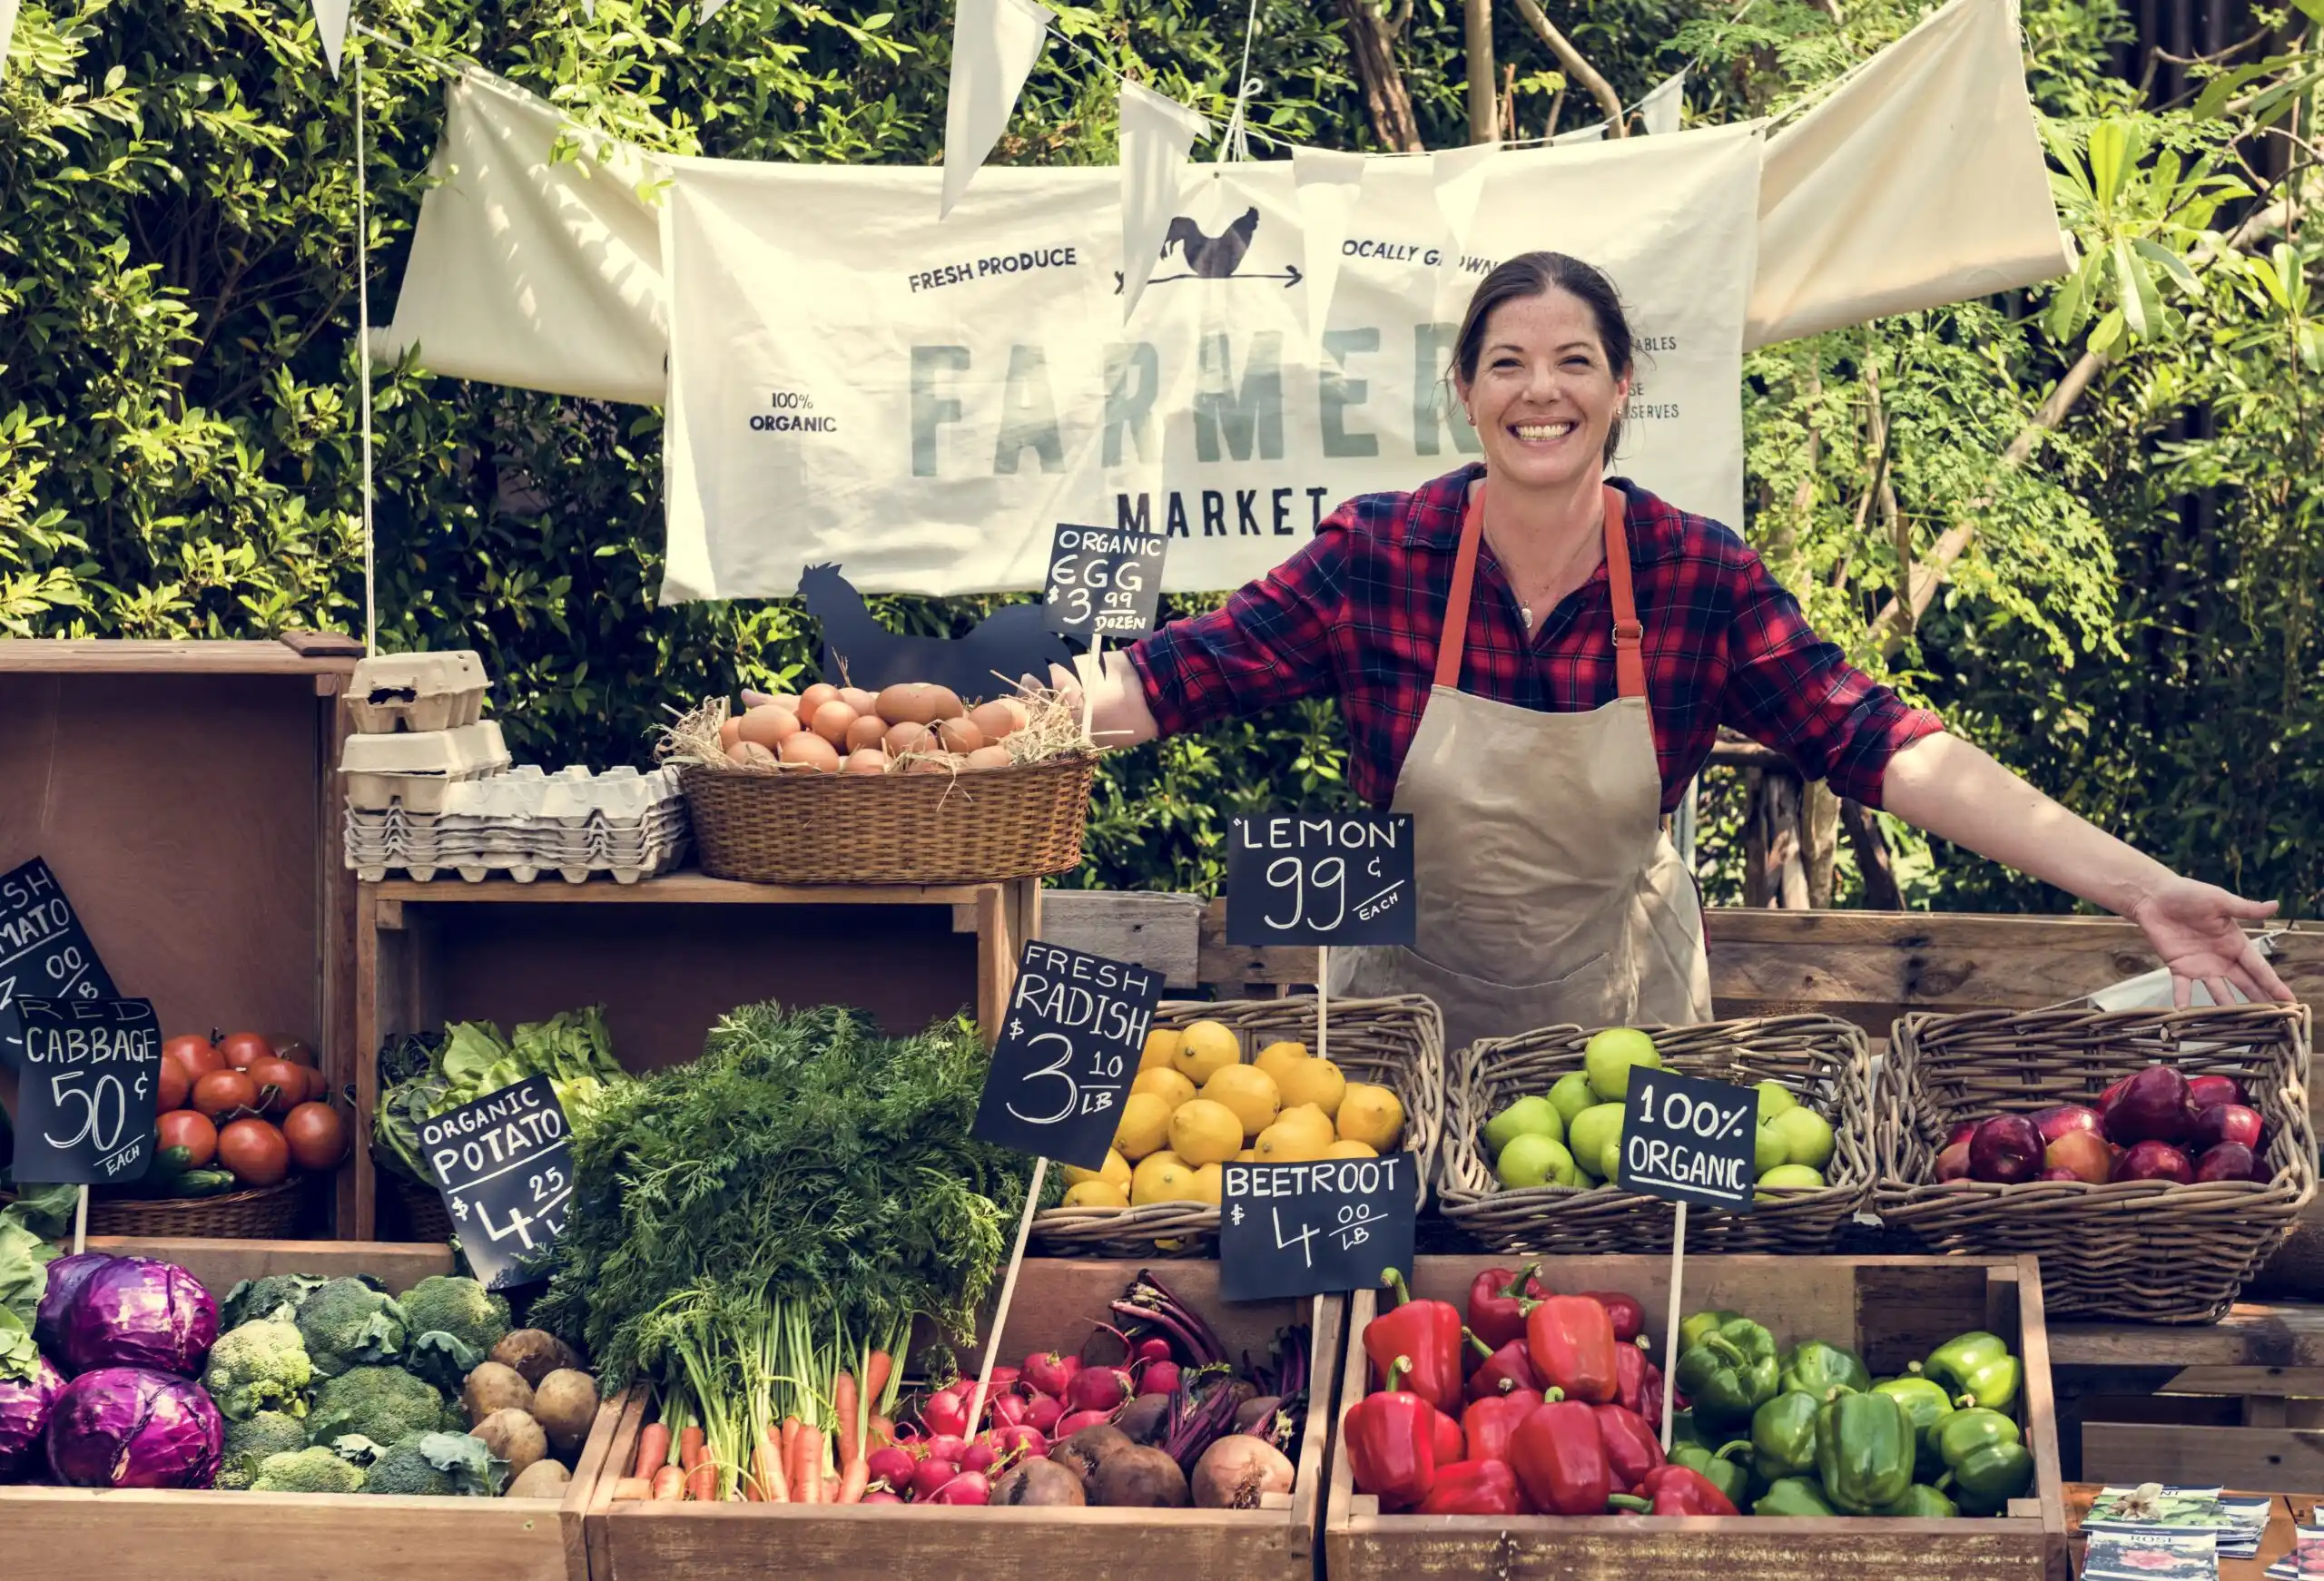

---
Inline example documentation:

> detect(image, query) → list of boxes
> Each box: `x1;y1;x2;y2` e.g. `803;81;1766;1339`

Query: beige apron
1333;482;1712;1056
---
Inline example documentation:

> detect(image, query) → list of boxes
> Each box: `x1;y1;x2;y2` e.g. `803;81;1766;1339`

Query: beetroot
1139;1360;1182;1398
2194;1143;2260;1183
2191;1104;2266;1154
1968;1115;2044;1183
2187;1074;2245;1110
2034;1105;2105;1144
1024;1392;1065;1432
2105;1066;2195;1145
2116;1139;2195;1184
1066;1366;1134;1414
1023;1351;1078;1399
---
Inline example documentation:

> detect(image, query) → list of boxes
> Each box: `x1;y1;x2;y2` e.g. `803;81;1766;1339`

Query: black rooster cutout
1113;206;1304;294
797;564;1076;705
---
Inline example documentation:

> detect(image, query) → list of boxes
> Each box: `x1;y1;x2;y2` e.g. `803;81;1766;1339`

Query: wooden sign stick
72;1185;87;1257
1659;1201;1686;1450
1079;637;1102;741
965;1155;1049;1437
1316;945;1329;1064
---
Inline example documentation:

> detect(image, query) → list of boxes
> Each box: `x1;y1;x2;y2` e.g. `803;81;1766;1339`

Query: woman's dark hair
1452;251;1634;465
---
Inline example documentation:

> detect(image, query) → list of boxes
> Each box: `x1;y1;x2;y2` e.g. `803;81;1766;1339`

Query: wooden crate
0;638;362;1232
1324;1254;2068;1581
0;1235;621;1581
583;1259;1340;1581
355;873;1039;1237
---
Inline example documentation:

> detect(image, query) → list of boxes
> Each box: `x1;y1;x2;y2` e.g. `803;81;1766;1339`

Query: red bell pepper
1466;1262;1549;1350
1590;1402;1666;1493
1415;1458;1529;1516
1430;1405;1463;1468
1365;1270;1464;1413
1614;1340;1665;1421
1635;1463;1738;1517
1525;1294;1620;1405
1344;1358;1438;1509
1464;1334;1544;1402
1508;1399;1615;1516
1461;1390;1542;1465
1581;1290;1647;1343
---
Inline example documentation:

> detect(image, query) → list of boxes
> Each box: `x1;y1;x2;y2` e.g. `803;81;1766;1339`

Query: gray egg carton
349;650;490;732
340;722;513;812
343;764;690;885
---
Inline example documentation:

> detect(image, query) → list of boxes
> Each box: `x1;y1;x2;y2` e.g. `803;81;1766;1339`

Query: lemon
1113;1092;1173;1161
1254;1040;1309;1085
1131;1067;1196;1110
1276;1057;1348;1119
1336;1084;1405;1151
1169;1098;1245;1166
1202;1064;1282;1139
1236;1148;1257;1163
1062;1179;1129;1209
1189;1163;1225;1205
1131;1150;1199;1205
1174;1020;1242;1085
1139;1027;1183;1073
1061;1147;1133;1193
1273;1103;1336;1149
1254;1119;1329;1164
1323;1139;1378;1159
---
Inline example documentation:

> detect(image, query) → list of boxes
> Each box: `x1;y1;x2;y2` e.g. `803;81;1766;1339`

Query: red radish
2188;1074;2245;1110
1935;1139;1973;1183
1134;1338;1173;1366
1067;1367;1134;1414
1023;1352;1078;1398
930;1471;990;1506
1055;1409;1115;1439
919;1435;969;1467
2191;1104;2266;1154
960;1440;1000;1474
1024;1393;1064;1432
866;1445;918;1491
1968;1115;2044;1183
909;1459;961;1500
990;1365;1021;1389
2033;1105;2105;1144
2105;1066;2195;1145
861;1489;903;1504
986;1425;1046;1458
2195;1143;2260;1183
991;1392;1031;1428
921;1384;972;1439
2116;1139;2195;1184
2043;1130;2114;1185
1139;1360;1182;1398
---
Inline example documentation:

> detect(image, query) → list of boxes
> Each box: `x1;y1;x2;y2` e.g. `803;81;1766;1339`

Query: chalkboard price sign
0;996;162;1185
0;859;117;1014
1218;1154;1417;1302
972;941;1162;1171
1617;1066;1759;1213
1043;523;1168;643
422;1075;574;1291
1226;813;1417;948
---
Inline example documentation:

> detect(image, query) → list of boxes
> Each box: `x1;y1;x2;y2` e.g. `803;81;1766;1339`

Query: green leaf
2112;237;2159;338
2132;238;2201;297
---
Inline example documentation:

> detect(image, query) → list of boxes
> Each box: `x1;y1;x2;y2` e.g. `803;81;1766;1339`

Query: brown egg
884;721;931;757
811;701;859;748
903;755;955;775
962;745;1014;771
968;699;1029;742
766;692;802;714
838;687;881;716
798;682;841;718
876;683;965;725
779;732;841;771
736;704;801;751
726;741;778;768
844;714;890;753
718;718;743;751
842;748;890;775
934;717;984;754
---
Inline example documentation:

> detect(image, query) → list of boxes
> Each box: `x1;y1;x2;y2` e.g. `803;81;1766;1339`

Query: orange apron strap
1435;484;1487;692
1601;483;1647;702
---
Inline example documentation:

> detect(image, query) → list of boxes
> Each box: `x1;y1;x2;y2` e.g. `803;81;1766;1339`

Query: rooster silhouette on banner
1114;206;1303;294
795;564;1075;706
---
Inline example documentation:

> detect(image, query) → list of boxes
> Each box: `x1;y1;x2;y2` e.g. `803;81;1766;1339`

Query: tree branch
1508;0;1628;134
1335;0;1425;152
1464;0;1499;145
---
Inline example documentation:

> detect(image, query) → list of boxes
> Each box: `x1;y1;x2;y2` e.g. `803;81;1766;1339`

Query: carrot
610;1477;652;1502
825;1476;840;1503
632;1422;672;1480
832;1371;861;1467
754;1426;789;1503
863;1350;894;1410
651;1465;684;1500
678;1425;707;1474
795;1426;823;1505
686;1458;718;1502
867;1414;897;1453
836;1452;870;1506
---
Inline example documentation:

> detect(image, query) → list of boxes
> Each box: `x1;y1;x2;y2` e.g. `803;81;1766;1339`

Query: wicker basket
392;1173;453;1242
1876;1004;2317;1323
678;755;1098;884
1437;1015;1876;1255
74;1177;310;1239
1029;994;1446;1259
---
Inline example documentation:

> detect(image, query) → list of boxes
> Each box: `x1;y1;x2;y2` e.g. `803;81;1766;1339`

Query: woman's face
1457;287;1629;492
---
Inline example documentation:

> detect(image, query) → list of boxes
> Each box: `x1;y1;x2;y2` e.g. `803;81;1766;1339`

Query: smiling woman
1051;251;2291;1056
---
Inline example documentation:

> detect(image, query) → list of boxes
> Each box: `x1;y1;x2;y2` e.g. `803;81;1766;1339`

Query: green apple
1484;1095;1564;1160
1497;1133;1578;1190
1584;1026;1662;1102
1756;1163;1827;1197
1768;1106;1837;1171
1754;1123;1788;1177
1755;1080;1797;1125
1548;1071;1600;1130
1599;1126;1624;1183
1568;1103;1624;1185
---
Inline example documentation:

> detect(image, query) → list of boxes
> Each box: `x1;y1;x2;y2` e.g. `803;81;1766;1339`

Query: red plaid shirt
1127;465;1944;814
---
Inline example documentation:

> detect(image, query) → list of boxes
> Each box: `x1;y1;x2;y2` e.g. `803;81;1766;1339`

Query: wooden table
2068;1486;2317;1578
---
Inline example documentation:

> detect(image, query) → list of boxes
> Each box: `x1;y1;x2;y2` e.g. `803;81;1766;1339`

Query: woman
1059;251;2290;1054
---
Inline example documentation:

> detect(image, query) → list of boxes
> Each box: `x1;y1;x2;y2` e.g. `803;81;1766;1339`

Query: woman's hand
1020;652;1161;749
2129;877;2293;1007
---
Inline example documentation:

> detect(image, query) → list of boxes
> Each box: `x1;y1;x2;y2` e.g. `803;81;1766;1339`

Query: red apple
2033;1105;2106;1144
1935;1139;1974;1183
1945;1120;1977;1149
2104;1065;2195;1145
1969;1115;2045;1184
2038;1166;2085;1183
2115;1139;2195;1184
2194;1143;2260;1183
2191;1103;2266;1154
2187;1074;2245;1110
2099;1074;2133;1109
2043;1129;2114;1185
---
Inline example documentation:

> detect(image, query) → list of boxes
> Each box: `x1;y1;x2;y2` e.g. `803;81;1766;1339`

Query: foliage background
0;0;2314;915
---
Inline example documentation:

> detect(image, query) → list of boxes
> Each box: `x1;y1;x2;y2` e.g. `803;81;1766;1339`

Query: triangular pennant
1640;70;1686;134
1293;145;1366;343
1551;121;1607;144
1118;82;1211;320
0;0;21;73
1431;141;1499;317
311;0;350;76
940;0;1053;218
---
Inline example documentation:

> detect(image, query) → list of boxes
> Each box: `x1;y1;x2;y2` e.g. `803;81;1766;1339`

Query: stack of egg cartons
340;652;689;884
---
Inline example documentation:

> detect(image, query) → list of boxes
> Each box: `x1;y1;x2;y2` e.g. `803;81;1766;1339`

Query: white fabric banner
940;0;1052;219
1118;82;1211;319
659;125;1762;602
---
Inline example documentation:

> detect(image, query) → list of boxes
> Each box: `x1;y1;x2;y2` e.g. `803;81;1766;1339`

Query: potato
464;1361;535;1424
1088;1443;1190;1507
531;1369;600;1458
992;1458;1086;1507
490;1330;580;1388
507;1458;572;1499
1049;1423;1133;1484
475;1408;548;1478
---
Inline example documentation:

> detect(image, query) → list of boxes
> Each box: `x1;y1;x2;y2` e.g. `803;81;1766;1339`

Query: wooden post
1316;945;1330;1064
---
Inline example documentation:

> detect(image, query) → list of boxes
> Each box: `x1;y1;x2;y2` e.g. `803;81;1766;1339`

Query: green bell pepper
1872;1375;1958;1478
1933;1408;2034;1514
1921;1331;2022;1412
1753;1476;1837;1517
1679;1310;1747;1355
1876;1484;1959;1518
1813;1388;1915;1514
1779;1340;1871;1399
1669;1438;1754;1509
1750;1390;1822;1483
1673;1316;1781;1432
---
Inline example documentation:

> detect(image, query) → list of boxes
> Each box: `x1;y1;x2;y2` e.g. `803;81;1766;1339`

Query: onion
1190;1434;1295;1509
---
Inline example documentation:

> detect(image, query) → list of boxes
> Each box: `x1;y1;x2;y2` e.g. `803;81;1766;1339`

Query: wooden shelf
0;637;359;675
2053;1301;2324;1370
370;873;1001;908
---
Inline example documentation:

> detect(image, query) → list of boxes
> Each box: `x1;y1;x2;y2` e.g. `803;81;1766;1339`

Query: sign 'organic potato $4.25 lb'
423;1074;574;1291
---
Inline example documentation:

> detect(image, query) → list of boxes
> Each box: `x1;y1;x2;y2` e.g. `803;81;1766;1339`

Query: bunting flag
0;0;20;73
1551;122;1607;144
1640;70;1687;134
940;0;1054;218
1292;145;1366;341
1429;141;1499;314
311;0;350;75
1118;81;1212;319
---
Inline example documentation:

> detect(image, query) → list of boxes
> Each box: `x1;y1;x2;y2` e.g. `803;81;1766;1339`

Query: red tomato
217;1032;274;1071
282;1103;348;1173
247;1057;305;1116
157;1058;191;1115
156;1109;218;1168
163;1036;223;1080
217;1118;290;1187
268;1036;318;1068
192;1068;259;1119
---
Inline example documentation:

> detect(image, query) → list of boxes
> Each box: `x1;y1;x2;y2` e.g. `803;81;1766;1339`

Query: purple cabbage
0;1356;65;1480
34;1252;118;1356
57;1258;216;1379
46;1367;222;1488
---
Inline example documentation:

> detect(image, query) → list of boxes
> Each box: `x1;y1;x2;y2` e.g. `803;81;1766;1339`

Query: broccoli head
399;1276;511;1356
215;1410;312;1490
295;1278;408;1378
359;1431;504;1497
305;1365;455;1448
249;1445;367;1494
221;1273;328;1330
202;1318;314;1421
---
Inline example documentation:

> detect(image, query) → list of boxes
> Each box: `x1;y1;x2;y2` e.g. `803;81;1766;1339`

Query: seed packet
2082;1527;2217;1581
